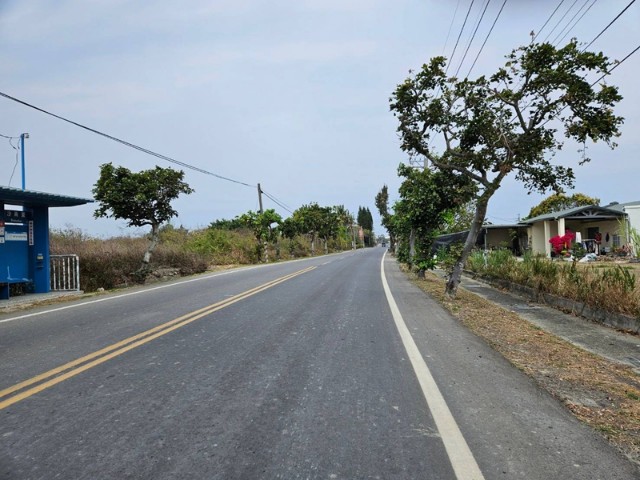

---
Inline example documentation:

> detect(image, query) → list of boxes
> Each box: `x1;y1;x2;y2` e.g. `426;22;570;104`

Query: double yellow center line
0;266;316;410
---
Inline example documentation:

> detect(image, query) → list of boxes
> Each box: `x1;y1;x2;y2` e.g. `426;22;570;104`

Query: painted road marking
380;252;485;480
0;266;316;410
0;265;267;324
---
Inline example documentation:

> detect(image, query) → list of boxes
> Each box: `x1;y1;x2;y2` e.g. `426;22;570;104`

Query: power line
590;42;640;85
262;190;294;214
0;90;255;188
455;0;492;78
532;0;566;42
550;0;594;45
445;0;477;76
583;0;636;50
466;0;508;78
543;0;580;43
419;0;475;165
537;42;640;128
442;0;463;56
1;134;21;187
553;0;598;46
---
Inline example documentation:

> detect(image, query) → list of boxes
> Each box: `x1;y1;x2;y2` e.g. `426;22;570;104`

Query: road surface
1;248;637;479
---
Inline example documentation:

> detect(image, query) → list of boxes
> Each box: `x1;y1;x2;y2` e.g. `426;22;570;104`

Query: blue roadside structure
0;186;92;300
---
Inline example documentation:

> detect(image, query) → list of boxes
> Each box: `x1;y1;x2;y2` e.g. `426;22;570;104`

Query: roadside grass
408;269;640;466
49;225;346;293
467;250;640;318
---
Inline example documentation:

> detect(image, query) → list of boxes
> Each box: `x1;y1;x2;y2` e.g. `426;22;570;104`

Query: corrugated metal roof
523;204;625;223
0;186;93;207
603;201;640;212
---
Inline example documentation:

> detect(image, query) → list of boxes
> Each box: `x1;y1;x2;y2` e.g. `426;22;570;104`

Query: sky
0;0;638;238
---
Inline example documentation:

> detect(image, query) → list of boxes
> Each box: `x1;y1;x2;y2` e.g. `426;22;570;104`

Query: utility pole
20;133;29;191
257;183;264;214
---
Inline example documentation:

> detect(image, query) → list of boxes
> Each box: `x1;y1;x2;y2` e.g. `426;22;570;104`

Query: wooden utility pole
257;183;264;213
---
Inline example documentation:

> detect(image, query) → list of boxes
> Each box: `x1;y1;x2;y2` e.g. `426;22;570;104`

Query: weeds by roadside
466;250;640;318
49;225;344;293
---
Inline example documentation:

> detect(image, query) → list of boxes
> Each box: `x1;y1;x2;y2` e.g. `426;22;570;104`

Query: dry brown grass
411;270;640;466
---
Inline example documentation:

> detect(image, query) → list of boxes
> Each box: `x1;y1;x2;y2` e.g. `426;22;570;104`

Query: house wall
625;206;640;253
485;229;512;249
625;205;640;233
529;218;623;256
531;222;547;256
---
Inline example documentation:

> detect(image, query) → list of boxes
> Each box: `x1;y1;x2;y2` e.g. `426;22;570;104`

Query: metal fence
50;254;80;292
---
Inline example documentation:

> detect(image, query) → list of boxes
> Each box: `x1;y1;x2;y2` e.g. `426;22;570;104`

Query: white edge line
380;251;485;480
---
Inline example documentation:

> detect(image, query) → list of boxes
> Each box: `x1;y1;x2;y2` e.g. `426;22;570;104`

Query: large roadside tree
239;209;282;263
375;185;397;251
357;206;374;246
392;164;474;271
93;163;194;274
390;40;623;295
292;203;339;255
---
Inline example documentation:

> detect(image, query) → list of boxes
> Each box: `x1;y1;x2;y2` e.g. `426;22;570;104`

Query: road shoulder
383;254;640;478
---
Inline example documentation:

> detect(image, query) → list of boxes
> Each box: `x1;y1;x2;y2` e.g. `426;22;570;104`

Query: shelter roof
0;186;93;208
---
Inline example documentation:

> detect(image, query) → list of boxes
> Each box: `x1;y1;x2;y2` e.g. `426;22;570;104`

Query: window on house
613;234;621;247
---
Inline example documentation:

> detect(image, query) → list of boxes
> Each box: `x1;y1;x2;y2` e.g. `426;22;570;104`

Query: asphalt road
0;248;637;479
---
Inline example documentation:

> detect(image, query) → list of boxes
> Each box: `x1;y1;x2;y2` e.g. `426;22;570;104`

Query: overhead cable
532;0;566;42
553;0;598;46
543;0;581;43
445;0;477;76
590;42;640;85
583;0;636;50
262;190;294;214
536;42;640;129
455;0;492;78
466;0;508;78
442;0;463;55
0;90;255;188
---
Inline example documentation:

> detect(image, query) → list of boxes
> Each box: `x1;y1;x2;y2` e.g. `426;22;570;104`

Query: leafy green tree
239;209;282;262
293;204;324;255
526;192;600;219
209;217;245;230
92;163;194;274
375;185;397;250
280;217;301;240
331;205;354;250
441;201;477;234
390;40;623;295
393;164;474;273
357;206;374;246
293;203;340;255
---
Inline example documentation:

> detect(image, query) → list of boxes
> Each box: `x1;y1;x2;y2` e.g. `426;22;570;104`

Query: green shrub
462;246;640;317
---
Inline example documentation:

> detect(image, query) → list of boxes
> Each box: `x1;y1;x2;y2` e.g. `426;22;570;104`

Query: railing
50;254;80;292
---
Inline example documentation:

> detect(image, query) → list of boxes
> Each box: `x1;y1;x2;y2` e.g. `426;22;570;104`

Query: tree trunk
445;197;489;297
409;229;416;264
311;233;316;255
324;237;328;255
140;223;160;275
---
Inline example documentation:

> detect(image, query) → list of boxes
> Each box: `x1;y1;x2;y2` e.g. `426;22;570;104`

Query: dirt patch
410;269;640;466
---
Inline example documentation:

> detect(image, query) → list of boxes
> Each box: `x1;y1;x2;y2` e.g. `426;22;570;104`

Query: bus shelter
0;186;92;299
